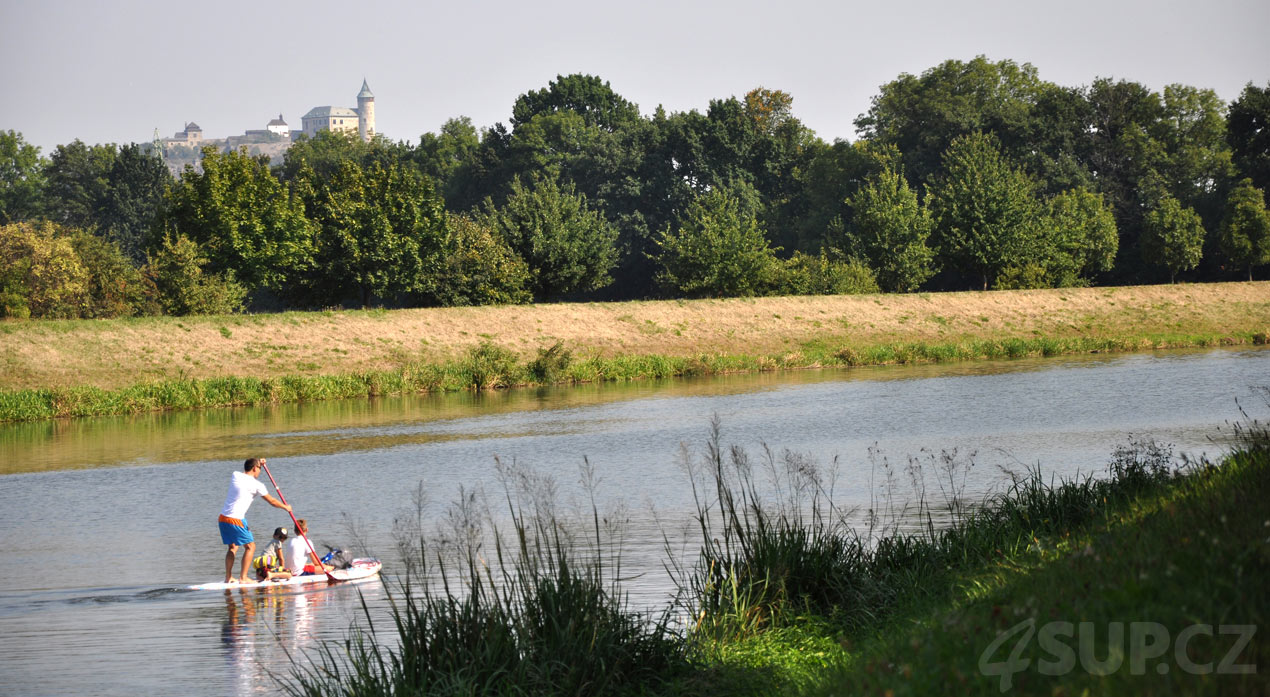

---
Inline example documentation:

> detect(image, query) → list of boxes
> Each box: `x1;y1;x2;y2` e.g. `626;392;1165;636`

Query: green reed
672;418;1189;644
283;461;688;697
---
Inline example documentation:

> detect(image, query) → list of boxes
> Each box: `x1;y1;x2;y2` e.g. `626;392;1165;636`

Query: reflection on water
3;347;1256;476
220;585;338;694
1;375;765;474
0;347;1267;696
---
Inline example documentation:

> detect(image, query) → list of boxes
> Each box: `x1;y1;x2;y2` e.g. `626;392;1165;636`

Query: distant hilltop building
301;80;376;142
235;114;291;142
151;80;377;174
267;114;290;139
169;122;204;145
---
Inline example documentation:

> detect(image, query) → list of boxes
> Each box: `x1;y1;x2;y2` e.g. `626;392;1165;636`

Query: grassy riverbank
704;430;1270;696
2;282;1268;422
282;417;1270;696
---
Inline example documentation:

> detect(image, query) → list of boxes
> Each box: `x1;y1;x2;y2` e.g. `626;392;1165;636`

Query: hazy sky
2;0;1267;155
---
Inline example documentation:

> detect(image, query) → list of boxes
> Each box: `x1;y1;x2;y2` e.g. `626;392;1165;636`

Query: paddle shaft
259;461;339;583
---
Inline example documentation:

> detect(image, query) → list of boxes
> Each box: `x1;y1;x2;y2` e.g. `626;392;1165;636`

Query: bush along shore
284;412;1269;696
3;328;1268;423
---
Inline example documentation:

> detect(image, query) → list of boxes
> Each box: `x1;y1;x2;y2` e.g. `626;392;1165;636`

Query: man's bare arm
262;494;291;512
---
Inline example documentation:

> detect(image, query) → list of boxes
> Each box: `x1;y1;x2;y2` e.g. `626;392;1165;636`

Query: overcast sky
2;0;1267;155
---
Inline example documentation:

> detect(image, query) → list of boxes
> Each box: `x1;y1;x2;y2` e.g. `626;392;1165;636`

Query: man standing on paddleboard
219;458;291;584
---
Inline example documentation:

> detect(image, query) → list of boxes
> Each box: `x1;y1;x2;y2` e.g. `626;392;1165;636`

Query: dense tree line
2;59;1268;318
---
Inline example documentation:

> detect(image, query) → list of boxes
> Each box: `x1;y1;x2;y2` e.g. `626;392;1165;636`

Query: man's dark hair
244;458;262;472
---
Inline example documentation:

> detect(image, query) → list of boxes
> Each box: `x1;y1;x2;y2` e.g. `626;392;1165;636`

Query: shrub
0;221;89;318
994;263;1051;290
429;214;532;306
777;251;879;296
66;227;160;318
146;232;246;316
527;341;572;383
462;341;520;389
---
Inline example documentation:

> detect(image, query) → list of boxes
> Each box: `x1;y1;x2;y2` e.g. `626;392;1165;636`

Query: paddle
259;460;340;583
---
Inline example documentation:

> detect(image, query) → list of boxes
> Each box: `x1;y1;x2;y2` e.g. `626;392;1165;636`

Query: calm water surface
1;347;1267;696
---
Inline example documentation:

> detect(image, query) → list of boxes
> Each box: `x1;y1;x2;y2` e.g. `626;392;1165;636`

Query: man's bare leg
224;544;239;583
238;541;255;583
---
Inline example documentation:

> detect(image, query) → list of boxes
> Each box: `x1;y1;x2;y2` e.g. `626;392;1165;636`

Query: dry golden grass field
2;282;1268;392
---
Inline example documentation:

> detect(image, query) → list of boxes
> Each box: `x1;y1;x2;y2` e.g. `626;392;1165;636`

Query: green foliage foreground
280;407;1270;696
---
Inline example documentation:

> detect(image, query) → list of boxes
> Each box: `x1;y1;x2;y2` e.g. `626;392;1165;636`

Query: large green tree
429;214;532;306
0;131;45;224
415;116;485;210
926;132;1042;290
1044;188;1119;286
846;167;935;292
854;57;1048;189
482;176;618;301
790;140;898;254
1082;79;1165;275
1022;83;1097;195
97;143;171;263
656;89;819;254
1141;195;1205;282
653;184;779;297
1082;80;1232;280
1156;85;1233;222
1226;82;1270;193
277;129;410;184
298;159;448;307
511;74;642;133
163;147;315;293
490;76;669;298
1218;179;1270;280
42;139;117;228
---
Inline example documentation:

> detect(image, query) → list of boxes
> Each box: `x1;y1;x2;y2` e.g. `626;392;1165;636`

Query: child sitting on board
285;519;335;576
251;527;294;581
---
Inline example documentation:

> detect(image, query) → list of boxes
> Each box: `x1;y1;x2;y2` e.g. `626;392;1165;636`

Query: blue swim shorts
218;515;254;546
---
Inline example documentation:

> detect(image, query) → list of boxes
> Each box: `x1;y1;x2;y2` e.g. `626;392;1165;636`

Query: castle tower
357;79;375;142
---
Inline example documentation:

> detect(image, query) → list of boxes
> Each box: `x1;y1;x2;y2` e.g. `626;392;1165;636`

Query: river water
0;347;1267;696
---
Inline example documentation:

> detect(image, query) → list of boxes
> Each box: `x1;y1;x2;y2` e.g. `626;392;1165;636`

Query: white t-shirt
220;471;269;520
285;535;316;574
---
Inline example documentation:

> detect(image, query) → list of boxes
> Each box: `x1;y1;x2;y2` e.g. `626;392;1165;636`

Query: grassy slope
703;447;1269;696
3;282;1268;392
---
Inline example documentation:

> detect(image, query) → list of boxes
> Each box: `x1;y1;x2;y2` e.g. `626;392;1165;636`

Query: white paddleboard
188;558;382;590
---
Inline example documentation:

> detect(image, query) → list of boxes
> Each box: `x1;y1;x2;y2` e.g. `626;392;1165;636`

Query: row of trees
2;57;1268;318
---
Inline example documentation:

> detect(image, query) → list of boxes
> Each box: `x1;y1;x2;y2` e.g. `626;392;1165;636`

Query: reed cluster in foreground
284;460;691;697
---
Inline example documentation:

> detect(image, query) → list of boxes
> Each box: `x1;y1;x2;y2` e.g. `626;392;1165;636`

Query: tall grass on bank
671;418;1189;644
811;397;1270;696
3;331;1261;423
283;460;689;697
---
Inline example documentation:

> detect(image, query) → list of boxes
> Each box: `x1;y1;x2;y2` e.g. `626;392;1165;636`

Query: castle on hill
155;80;376;174
301;79;376;141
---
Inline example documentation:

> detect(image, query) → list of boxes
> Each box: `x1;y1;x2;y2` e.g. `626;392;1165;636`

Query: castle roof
302;106;358;119
184;122;202;131
268;114;288;126
358;79;374;100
